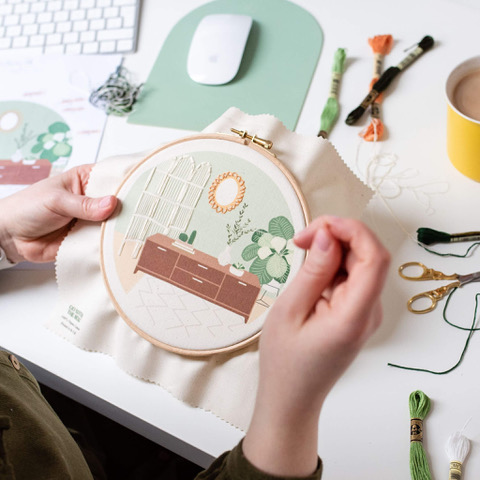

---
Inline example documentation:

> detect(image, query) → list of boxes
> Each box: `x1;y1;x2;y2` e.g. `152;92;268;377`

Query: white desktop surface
1;0;480;477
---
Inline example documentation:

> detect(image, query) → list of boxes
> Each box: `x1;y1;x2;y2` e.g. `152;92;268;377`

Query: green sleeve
195;440;322;480
0;352;94;480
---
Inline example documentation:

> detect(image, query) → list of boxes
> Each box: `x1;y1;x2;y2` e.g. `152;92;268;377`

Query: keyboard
0;0;140;55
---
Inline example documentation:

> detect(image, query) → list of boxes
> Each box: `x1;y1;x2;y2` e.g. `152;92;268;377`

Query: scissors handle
399;262;458;281
407;282;460;314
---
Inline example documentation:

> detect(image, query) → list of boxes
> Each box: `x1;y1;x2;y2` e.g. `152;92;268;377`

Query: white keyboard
0;0;140;55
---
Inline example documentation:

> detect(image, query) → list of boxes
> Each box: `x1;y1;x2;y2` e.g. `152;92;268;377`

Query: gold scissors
398;262;480;314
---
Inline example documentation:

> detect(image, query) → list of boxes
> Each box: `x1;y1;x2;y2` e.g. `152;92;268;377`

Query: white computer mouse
187;14;253;85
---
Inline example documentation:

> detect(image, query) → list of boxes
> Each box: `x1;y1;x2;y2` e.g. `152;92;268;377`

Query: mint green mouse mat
128;0;323;131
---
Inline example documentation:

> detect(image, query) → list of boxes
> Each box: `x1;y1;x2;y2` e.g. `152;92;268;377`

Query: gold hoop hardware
231;128;273;150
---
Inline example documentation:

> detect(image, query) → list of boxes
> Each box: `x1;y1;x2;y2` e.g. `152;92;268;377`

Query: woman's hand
0;165;117;263
243;216;390;477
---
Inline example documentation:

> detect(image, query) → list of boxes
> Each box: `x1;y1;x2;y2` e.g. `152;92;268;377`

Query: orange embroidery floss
360;35;393;142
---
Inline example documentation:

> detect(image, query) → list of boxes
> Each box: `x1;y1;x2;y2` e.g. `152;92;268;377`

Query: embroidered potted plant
229;262;245;277
218;203;256;266
174;230;197;253
241;216;295;285
178;230;197;245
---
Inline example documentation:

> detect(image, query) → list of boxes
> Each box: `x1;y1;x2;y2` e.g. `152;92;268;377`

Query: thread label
449;461;462;480
398;46;423;70
451;234;480;243
360;90;379;109
410;418;423;442
329;72;341;97
373;53;383;78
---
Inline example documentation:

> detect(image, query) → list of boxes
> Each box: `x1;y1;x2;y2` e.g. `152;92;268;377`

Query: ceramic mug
446;56;480;181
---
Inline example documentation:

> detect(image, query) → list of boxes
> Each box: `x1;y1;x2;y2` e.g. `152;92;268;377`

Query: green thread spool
318;48;346;138
409;390;432;480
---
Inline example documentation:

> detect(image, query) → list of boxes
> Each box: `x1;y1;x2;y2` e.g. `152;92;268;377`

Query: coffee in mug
446;56;480;181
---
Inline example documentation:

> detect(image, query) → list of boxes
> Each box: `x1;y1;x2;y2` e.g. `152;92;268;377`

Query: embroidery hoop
100;132;310;356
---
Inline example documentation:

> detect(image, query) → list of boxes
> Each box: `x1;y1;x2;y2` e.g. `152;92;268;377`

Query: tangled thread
89;63;142;116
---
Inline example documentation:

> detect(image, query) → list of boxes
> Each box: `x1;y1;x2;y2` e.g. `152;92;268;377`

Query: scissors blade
458;271;480;287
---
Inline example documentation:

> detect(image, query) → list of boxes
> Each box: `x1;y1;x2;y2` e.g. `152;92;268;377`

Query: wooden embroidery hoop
100;131;310;356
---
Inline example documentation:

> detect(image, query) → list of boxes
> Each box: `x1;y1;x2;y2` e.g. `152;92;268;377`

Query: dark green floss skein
409;390;432;480
417;227;451;245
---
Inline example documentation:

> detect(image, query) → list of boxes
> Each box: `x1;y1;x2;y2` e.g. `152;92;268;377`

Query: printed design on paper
0;101;72;185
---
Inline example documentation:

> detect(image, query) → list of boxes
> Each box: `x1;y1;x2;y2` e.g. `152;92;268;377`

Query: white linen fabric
47;107;373;431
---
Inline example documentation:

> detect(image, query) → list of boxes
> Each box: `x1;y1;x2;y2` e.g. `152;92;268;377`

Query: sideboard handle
192;277;204;284
157;246;167;252
197;264;208;270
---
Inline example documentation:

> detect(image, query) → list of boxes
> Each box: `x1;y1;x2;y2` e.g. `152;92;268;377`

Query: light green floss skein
318;48;346;138
409;390;432;480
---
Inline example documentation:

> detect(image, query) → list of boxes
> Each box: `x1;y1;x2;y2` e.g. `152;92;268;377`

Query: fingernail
99;196;113;209
315;229;331;251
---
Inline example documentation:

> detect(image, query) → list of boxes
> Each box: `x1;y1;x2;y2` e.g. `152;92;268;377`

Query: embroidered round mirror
0;111;21;132
208;172;246;213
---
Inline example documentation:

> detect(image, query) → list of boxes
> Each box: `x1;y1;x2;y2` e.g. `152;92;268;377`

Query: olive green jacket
0;352;322;480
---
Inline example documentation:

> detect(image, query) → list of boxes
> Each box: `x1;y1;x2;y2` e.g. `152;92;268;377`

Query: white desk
2;0;480;477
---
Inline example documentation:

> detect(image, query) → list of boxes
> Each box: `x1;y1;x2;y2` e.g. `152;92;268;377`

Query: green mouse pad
128;0;323;131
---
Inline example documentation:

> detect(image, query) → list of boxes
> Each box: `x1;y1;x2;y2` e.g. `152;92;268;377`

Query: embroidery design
101;136;308;354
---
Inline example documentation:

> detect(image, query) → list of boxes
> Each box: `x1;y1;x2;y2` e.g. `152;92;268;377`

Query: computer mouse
187;14;253;85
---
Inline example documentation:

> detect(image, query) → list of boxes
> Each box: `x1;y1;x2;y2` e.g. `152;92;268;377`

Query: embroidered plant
179;230;197;245
226;203;256;246
241;216;295;285
10;123;37;162
14;123;36;151
31;121;72;164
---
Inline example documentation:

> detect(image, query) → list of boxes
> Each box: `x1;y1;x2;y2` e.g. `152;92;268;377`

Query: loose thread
318;48;346;138
420;242;480;258
388;290;480;375
409;390;432;480
354;135;469;258
89;61;142;116
360;35;393;142
356;150;450;251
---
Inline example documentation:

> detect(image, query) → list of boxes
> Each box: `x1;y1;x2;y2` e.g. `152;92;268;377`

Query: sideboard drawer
171;269;219;299
176;255;225;285
216;275;260;314
136;241;178;278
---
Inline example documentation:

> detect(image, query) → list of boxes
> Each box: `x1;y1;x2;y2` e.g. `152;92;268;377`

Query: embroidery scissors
398;262;480;314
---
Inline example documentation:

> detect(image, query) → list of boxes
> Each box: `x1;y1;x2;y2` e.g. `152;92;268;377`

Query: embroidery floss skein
409;390;432;480
346;35;434;125
417;227;480;245
360;35;393;142
416;227;480;258
445;431;470;479
317;48;346;139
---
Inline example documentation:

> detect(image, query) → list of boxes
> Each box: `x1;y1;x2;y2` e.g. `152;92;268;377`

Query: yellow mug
446;56;480;181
